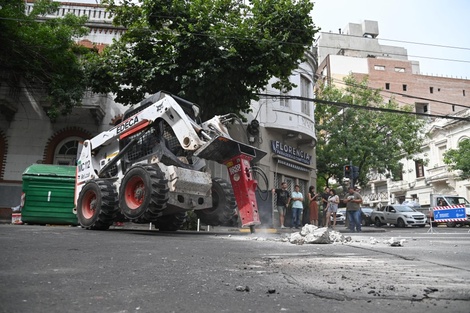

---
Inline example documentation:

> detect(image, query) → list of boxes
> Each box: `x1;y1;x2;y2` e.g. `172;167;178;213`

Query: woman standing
308;186;319;226
326;189;339;229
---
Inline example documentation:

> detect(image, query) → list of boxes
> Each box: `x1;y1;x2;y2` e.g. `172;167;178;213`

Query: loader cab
119;91;203;174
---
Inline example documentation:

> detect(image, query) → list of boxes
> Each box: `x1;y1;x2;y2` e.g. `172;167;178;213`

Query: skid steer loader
74;91;266;232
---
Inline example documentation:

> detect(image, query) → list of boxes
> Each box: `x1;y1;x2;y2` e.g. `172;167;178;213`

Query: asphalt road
0;224;469;313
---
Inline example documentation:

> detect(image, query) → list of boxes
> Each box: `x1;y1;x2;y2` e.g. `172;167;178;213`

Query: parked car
360;207;374;226
330;209;346;225
370;205;426;228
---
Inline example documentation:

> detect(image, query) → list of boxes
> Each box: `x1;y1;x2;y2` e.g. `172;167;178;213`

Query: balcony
264;107;316;145
425;165;454;184
79;91;107;124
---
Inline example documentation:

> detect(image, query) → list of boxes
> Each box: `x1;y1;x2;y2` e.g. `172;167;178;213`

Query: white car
331;209;346;224
370;205;426;228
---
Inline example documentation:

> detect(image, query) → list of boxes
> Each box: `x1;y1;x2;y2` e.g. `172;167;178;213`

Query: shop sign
271;140;311;165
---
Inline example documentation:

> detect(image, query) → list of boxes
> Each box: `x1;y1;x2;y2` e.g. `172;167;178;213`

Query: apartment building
315;20;470;208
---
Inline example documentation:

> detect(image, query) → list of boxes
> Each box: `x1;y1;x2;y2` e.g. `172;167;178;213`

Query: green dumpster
21;164;78;225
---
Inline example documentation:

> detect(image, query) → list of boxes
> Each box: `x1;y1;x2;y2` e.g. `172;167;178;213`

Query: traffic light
344;165;351;178
352;166;359;180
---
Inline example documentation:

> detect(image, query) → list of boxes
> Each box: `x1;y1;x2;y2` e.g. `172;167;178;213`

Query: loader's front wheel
77;180;118;230
120;165;168;220
195;178;238;227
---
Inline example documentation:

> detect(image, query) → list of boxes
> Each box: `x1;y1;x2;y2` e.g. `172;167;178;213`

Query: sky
63;0;470;79
311;0;470;79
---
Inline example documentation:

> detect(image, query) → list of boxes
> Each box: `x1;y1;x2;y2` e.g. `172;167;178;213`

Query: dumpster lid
22;164;76;178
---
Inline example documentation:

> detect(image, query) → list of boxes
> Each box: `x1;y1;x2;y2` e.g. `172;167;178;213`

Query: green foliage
314;75;426;187
0;0;91;121
86;0;318;120
443;138;470;179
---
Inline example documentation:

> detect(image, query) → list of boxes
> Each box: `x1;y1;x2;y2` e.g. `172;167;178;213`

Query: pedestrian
308;186;319;226
291;185;304;229
320;187;330;227
271;182;291;229
326;189;339;229
344;186;363;232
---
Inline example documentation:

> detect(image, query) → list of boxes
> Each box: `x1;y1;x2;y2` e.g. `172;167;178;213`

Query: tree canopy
0;0;91;120
86;0;318;120
443;138;470;180
314;76;426;188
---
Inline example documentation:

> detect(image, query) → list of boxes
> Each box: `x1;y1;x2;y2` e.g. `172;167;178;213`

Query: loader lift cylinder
225;154;261;233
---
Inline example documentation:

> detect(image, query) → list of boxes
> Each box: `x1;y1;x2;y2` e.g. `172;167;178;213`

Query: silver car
331;209;346;224
371;205;426;228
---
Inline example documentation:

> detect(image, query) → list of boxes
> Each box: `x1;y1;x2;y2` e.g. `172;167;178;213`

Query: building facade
0;1;318;224
0;1;126;213
316;20;470;208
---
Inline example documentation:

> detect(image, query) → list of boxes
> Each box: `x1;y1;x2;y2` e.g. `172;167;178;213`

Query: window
300;75;311;115
374;65;385;71
54;137;80;165
438;145;447;165
385;83;390;90
280;91;290;108
402;84;407;91
415;103;428;115
395;67;405;72
430;87;433;94
464;90;466;96
415;160;424;178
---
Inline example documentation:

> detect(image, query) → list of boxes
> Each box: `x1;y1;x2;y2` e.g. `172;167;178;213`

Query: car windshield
444;197;470;206
361;208;373;213
395;205;415;212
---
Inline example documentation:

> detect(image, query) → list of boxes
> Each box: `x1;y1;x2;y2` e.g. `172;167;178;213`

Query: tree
443;138;470;180
0;0;91;120
85;0;318;120
314;75;426;187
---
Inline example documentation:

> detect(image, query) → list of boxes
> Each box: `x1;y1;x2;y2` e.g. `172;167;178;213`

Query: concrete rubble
288;224;350;245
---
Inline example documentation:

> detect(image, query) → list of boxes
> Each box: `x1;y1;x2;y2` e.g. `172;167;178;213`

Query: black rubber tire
119;165;168;221
396;218;406;228
195;177;238;227
77;180;118;230
374;217;382;227
154;212;187;231
446;222;457;228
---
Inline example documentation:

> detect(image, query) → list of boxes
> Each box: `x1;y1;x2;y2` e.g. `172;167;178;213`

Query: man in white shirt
291;185;304;229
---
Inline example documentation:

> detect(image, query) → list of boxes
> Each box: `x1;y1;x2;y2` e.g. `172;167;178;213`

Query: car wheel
396;218;406;228
374;217;382;227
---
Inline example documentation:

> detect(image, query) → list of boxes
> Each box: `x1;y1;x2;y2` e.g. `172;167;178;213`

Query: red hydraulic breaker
194;136;267;233
225;153;261;231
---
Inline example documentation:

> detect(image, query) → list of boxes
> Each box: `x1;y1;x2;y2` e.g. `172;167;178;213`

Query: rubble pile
288;224;351;245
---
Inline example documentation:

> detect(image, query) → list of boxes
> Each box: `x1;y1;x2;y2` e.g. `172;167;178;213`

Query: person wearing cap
343;186;363;232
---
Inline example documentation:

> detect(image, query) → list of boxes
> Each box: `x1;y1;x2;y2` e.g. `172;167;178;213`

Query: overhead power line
256;93;470;122
318;31;470;52
318;44;470;65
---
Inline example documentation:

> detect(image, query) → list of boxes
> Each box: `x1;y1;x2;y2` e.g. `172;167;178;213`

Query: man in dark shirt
272;182;291;228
